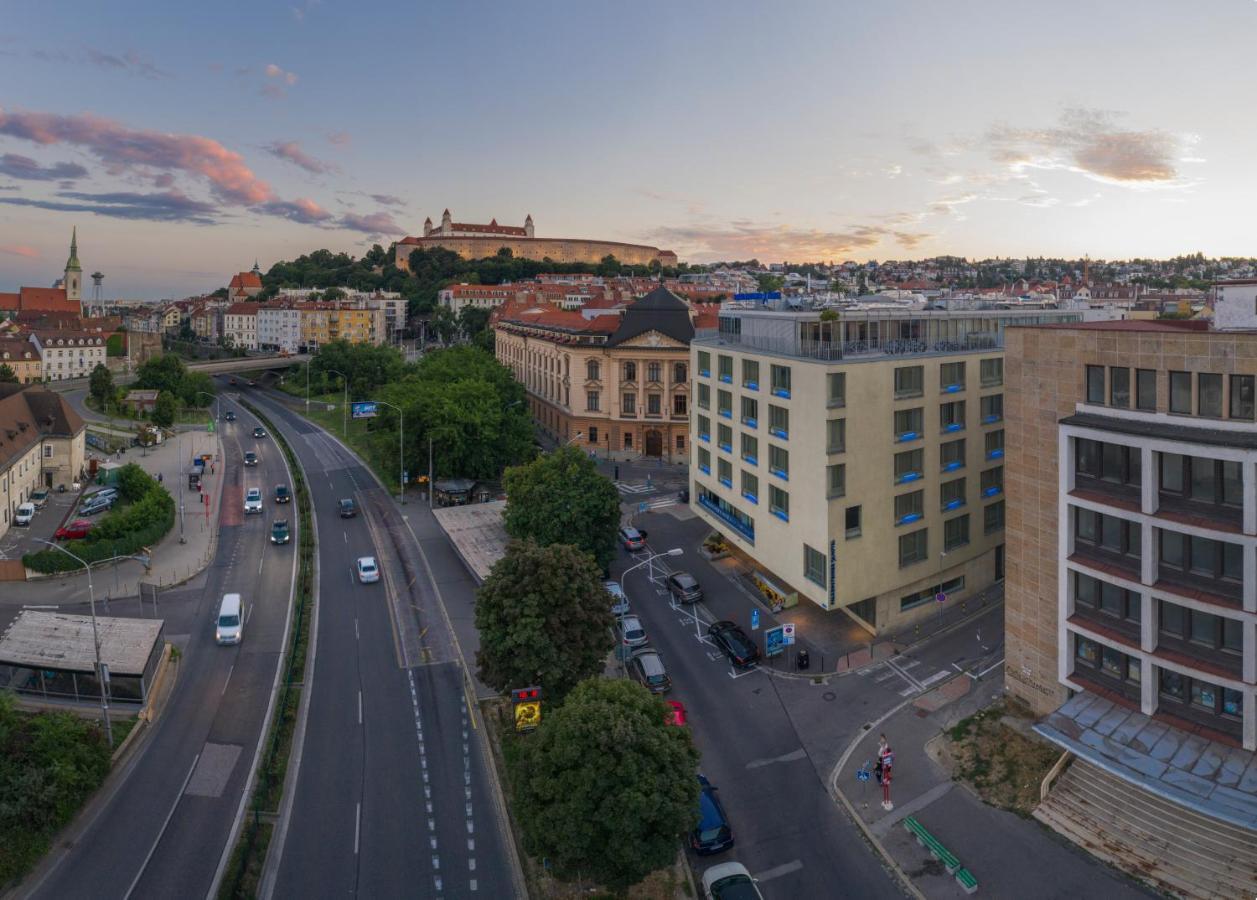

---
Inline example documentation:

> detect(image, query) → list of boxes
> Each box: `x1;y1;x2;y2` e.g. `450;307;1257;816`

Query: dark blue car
691;774;734;855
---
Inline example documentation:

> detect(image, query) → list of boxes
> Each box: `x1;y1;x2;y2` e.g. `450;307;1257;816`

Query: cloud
339;211;405;237
986;108;1189;186
256;197;332;225
369;193;404;207
291;0;320;22
929;193;979;217
327;131;351;146
260;64;299;99
85;48;170;79
267;140;337;174
265;63;298;86
649;221;930;261
0;243;39;258
0;107;275;205
0;189;219;224
0;153;88;182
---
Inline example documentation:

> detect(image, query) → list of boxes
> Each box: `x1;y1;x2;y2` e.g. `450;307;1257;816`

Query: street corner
912;671;972;713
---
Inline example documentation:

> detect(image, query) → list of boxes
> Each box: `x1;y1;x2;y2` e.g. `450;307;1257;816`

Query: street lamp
34;540;113;748
562;431;584;448
362;398;405;504
325;368;348;438
623;547;683;584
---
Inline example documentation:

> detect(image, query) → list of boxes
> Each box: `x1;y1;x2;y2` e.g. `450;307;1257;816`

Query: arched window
647;362;662;383
674;362;688;383
586;360;600;382
624;361;637;381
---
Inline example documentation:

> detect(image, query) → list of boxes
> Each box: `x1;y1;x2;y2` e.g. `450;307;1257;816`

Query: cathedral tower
64;227;82;305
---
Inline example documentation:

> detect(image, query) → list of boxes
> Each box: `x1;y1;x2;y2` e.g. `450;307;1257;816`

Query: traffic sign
936;592;947;604
751;608;760;630
856;768;871;782
782;622;796;645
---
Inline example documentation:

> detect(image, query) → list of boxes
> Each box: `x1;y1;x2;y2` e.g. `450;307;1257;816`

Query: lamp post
325;368;348;438
194;390;219;424
34;540;113;748
363;398;404;503
623;547;683;590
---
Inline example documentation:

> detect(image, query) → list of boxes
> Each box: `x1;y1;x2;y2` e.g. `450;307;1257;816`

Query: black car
338;498;356;518
707;621;760;668
253;426;266;438
275;485;291;504
666;571;702;604
691;775;734;855
224;411;236;422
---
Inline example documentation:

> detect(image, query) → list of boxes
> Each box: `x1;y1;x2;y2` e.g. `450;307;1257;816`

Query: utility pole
428;435;434;508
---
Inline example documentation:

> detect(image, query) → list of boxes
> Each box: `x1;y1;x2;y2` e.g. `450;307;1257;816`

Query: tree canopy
474;540;613;702
134;354;215;408
502;445;621;570
0;364;19;384
88;363;113;407
506;678;699;889
152;390;177;427
307;339;405;396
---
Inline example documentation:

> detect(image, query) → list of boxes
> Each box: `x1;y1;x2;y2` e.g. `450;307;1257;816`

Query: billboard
351;401;378;419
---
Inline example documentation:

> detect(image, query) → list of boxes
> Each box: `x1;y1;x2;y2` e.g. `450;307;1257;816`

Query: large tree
152;390;177;428
507;678;699;889
0;364;18;384
88;364;113;409
135;353;188;395
475;540;612;702
503;445;621;570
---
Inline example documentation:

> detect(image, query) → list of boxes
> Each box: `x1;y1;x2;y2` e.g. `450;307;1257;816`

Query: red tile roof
19;287;76;314
226;302;261;316
229;272;263;290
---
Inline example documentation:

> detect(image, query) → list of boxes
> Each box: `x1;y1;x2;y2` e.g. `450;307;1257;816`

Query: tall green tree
0;364;18;384
152;390;177;428
474;540;612;701
135;353;188;395
88;363;113;408
502;445;621;570
507;678;699;889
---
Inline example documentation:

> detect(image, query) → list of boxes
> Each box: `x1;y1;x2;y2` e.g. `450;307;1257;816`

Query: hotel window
827;463;846;499
898;528;927;567
769;444;789;479
895;490;924;524
718;457;733;486
769;485;789;520
1085;365;1105;404
718;355;733;383
1159;530;1242;584
770;364;792;397
698;383;710;409
673;393;687;416
741;433;758;464
697;446;711;472
768;404;789;438
944;514;970;551
1198;373;1223;417
980;394;1003;423
940;362;965;392
941;438;965;471
1076;636;1141;686
1169;371;1191;414
980;358;1003;387
895;408;923;441
804;544;826;588
828;372;846;407
1159;670;1241;720
941;477;966;510
586;391;600;412
1159;600;1242;654
741;470;759;503
647;362;662;383
1159;454;1242;507
984;430;1004;460
1076;438;1141;486
1075;508;1141;559
895;365;924;399
1075;572;1141;624
588;426;599;444
697;351;711;377
647;394;661;415
742;359;760;390
827;419;846;454
741;396;758;426
1109;367;1130;408
984;499;1004;534
697;414;710;440
895;448;924;483
717;390;732;418
717;423;733;451
940;400;965;432
587;360;600;382
1230;374;1254;419
980;466;1003;497
845;505;862;539
622;393;636;415
673;362;687;384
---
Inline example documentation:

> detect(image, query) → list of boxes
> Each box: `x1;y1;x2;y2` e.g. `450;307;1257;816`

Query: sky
1;0;1255;298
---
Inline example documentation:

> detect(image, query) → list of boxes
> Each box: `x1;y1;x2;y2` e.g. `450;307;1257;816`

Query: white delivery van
14;503;35;526
215;593;244;645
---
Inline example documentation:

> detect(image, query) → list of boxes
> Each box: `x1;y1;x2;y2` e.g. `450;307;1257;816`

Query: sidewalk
832;672;1154;899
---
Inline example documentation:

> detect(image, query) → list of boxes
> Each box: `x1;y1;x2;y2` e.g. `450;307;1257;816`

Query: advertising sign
764;625;785;658
351;401;378;419
511;686;542;732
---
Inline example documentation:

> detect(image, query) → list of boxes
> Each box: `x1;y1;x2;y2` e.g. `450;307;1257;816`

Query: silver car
616;614;648;649
605;580;630;617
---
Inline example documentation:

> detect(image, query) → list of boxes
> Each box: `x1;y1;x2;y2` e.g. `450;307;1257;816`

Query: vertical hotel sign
828;539;836;607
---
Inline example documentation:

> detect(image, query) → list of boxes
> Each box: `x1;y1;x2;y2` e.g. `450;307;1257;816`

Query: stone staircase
1034;758;1257;899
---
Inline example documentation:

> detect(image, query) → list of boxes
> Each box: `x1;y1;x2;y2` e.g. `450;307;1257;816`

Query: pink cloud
0;107;275;205
267;140;337;175
257;196;332;224
264;63;298;86
0;243;39;258
339;211;404;236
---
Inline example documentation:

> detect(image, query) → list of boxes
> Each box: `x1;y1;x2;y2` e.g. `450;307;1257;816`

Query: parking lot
0;488;82;560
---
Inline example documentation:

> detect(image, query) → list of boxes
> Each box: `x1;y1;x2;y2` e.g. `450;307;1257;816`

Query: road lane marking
355;618;359;641
354;801;361;855
123;753;199;900
754;859;803;883
222;664;234;696
919;670;951;688
357;690;362;725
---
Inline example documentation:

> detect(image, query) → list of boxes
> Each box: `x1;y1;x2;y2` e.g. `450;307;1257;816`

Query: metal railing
693;329;1001;362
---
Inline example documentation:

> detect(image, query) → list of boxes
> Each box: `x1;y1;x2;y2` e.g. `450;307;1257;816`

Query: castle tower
423;216;433;237
524;213;534;238
64;227;82;306
441;208;452;235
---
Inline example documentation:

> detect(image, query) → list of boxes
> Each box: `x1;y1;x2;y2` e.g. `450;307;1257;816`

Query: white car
702;862;763;900
244;487;263;514
14;502;35;526
356;556;380;584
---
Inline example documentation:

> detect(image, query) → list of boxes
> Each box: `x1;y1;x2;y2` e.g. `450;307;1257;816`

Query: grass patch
943;699;1061;816
216;821;272;900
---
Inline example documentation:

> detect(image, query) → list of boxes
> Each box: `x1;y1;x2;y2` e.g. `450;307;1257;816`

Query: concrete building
439;284;522;316
0;338;42;384
494;286;697;460
0;384;86;535
30;331;106;381
689;303;1084;632
257;305;303;353
224;302;261;350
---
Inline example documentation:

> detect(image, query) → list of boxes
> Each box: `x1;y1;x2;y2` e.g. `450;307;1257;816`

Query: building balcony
670;413;688;421
644;412;662;420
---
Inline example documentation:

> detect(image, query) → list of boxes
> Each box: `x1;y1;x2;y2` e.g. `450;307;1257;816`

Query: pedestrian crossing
614;481;655;494
860;656;951;696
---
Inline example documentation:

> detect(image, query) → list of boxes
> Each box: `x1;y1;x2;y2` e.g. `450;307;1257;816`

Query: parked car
665;700;687;726
666;571;703;604
618;525;645;551
707;621;760;668
701;862;762;900
271;519;290;544
628;649;671;694
30;488;49;509
338;498;356;518
616;614;649;650
244;487;263;514
84;487;119;503
79;494;116;516
274;484;291;504
691;775;734;855
14;502;34;526
244;451;259;467
55;519;94;540
356;556;380;584
224;410;236;422
604;580;630;617
253;426;266;438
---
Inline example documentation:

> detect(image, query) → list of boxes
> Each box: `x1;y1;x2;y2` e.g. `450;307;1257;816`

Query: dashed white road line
354;802;361;855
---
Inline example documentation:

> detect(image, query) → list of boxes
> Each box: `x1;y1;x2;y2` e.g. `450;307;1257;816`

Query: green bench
955;867;978;895
901;817;979;893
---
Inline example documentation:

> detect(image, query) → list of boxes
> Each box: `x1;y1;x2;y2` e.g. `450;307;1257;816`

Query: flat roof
0;611;164;676
1061;412;1257;451
431;499;507;583
1015;319;1211;333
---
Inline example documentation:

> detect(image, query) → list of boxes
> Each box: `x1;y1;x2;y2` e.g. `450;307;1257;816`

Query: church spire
65;227;81;271
252;259;261;274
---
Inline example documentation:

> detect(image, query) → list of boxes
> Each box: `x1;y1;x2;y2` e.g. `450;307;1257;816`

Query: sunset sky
1;0;1255;297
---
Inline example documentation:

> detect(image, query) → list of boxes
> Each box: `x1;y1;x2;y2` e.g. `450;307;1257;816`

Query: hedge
22;463;175;574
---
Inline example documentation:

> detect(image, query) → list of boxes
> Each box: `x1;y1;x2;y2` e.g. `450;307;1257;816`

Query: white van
14;503;35;526
215;593;244;645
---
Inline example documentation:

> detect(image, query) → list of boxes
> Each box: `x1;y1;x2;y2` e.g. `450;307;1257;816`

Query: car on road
244;451;259;467
616;614;648;650
55;519;94;540
215;593;244;645
84;486;119;503
229;377;237;386
618;525;645;551
253;426;266;438
604;580;630;617
627;649;671;694
338;498;356;518
356;556;380;584
707;621;760;668
274;484;291;504
271;519;290;544
665;699;687;726
30;488;49;509
14;502;34;526
224;410;236;422
691;775;734;855
79;494;116;516
244;487;263;514
701;862;762;900
666;571;702;604
248;380;257;387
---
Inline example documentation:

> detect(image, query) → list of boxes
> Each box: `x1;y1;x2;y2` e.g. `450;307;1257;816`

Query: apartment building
257;305;302;353
0;338;42;384
224;302;260;350
0;384;85;536
29;332;106;381
689;304;1083;633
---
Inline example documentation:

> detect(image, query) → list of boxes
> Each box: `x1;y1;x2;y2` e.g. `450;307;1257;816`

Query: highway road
244;385;517;899
24;397;298;899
